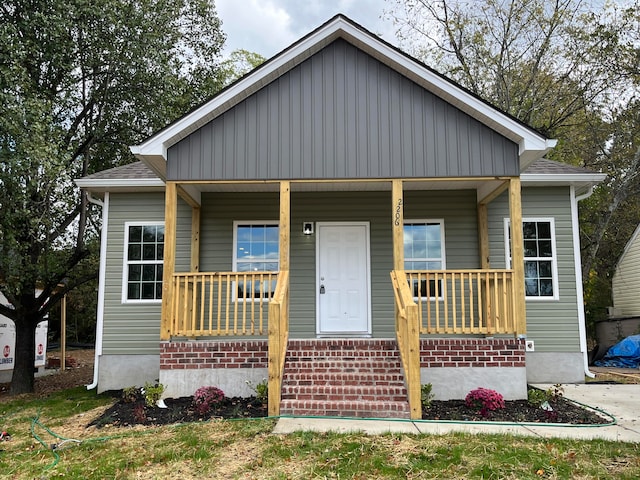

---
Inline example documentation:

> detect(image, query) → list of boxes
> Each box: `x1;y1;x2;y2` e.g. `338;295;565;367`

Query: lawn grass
0;387;639;479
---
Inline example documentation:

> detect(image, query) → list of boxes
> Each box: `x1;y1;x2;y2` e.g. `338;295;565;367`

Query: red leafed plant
193;386;225;415
465;387;505;417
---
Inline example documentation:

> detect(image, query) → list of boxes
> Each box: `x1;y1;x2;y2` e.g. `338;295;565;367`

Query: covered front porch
159;177;527;419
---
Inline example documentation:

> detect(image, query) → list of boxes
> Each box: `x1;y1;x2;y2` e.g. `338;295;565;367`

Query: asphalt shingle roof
82;161;158;180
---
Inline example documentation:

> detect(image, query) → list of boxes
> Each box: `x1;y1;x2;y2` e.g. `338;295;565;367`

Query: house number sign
394;198;403;226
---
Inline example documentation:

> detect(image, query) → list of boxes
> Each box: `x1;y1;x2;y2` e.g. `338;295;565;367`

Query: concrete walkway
273;384;640;442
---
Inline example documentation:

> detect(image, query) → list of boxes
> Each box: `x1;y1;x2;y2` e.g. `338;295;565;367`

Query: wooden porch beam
174;176;512;187
392;179;404;270
478;180;509;206
509;177;526;336
161;181;177;341
176;184;201;208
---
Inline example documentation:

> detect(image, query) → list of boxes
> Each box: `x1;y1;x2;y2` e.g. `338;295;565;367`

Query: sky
215;0;399;58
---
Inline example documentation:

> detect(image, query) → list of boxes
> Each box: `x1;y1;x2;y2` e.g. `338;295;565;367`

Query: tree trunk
10;315;39;395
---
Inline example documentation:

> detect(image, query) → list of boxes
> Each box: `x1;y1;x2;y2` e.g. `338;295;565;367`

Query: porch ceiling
180;178;506;194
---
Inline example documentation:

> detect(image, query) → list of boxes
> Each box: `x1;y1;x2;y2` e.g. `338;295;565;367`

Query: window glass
508;219;556;299
234;223;279;299
404;221;445;299
125;224;164;301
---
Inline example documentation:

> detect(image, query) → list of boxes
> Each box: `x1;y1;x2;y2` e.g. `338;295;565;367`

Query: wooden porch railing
405;269;517;335
267;270;289;417
170;271;278;337
170;270;290;416
389;271;422;420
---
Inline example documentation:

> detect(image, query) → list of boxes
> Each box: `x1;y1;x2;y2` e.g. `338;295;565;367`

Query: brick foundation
158;337;528;403
160;340;268;370
420;338;526;368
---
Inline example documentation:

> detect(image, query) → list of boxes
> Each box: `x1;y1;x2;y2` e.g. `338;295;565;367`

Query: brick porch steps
279;339;411;419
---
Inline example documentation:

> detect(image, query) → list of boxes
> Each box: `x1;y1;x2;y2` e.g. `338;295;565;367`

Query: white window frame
122;222;165;304
504;217;559;301
232;221;280;301
404;219;446;301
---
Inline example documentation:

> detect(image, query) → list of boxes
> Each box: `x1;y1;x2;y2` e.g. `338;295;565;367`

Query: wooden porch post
161;182;177;341
477;204;490;269
392;180;404;270
190;207;200;272
268;181;290;417
509;177;526;336
279;181;290;271
392;180;421;419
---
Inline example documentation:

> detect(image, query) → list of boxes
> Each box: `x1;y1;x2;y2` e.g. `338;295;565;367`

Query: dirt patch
0;349;95;400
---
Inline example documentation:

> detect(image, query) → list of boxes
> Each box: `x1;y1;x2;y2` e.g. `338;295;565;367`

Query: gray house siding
197;189;478;339
103;192;191;355
167;39;519;181
488;186;580;352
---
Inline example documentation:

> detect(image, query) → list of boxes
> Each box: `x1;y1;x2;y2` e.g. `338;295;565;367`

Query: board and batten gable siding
167;39;519;181
612;225;640;316
487;186;580;352
102;192;191;355
198;190;478;339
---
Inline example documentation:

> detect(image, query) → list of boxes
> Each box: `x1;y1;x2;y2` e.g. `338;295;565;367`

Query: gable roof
131;14;556;180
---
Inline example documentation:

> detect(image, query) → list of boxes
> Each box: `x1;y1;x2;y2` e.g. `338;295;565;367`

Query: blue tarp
594;334;640;368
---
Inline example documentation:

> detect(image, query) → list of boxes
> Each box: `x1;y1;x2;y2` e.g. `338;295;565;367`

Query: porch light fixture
303;222;314;235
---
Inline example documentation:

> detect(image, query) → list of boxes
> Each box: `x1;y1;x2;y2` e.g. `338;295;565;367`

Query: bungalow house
76;15;606;419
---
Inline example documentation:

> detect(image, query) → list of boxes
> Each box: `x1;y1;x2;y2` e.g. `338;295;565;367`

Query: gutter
85;192;109;390
571;186;596;378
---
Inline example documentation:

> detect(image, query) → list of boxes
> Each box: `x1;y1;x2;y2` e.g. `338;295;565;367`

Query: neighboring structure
612;224;640;317
596;223;640;351
76;15;605;419
0;292;49;382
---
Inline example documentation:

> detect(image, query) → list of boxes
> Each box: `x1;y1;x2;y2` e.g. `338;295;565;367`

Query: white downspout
86;192;109;390
571;186;596;378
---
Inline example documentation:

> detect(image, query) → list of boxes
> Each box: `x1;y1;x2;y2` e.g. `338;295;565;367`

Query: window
404;220;446;299
233;222;279;299
506;218;558;299
124;223;164;302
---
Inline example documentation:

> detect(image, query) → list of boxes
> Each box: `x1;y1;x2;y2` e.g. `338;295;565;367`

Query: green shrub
142;382;165;407
246;378;268;403
421;383;434;409
122;385;139;403
527;388;549;407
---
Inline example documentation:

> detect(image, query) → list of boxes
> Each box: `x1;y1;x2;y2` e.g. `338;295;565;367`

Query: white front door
316;222;371;335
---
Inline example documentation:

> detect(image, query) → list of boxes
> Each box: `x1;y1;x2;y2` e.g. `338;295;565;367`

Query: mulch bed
422;397;609;424
89;391;609;428
90;395;268;428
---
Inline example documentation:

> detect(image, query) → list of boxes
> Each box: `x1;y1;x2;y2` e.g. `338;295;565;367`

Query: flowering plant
193;386;225;415
465;387;505;417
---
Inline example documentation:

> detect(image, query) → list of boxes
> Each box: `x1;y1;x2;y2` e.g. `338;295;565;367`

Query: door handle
320;285;325;294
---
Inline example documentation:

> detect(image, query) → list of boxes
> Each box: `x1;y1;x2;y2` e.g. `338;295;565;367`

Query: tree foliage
387;0;640;333
0;0;227;393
